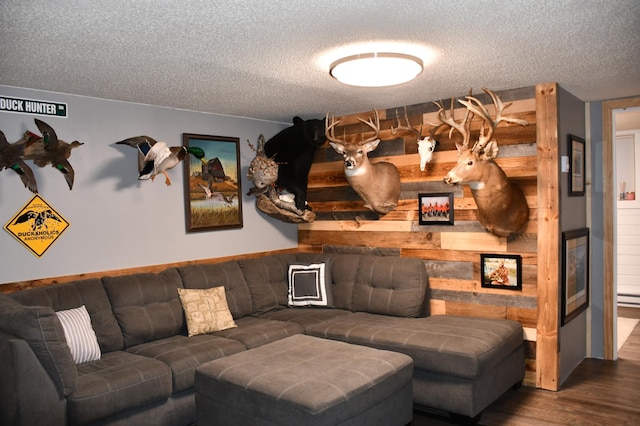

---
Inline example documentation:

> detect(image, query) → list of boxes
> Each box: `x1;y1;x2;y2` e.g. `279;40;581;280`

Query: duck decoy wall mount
1;119;83;193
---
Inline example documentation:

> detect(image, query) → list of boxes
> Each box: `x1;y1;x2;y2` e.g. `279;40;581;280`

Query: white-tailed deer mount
439;88;529;238
391;106;440;171
326;109;401;215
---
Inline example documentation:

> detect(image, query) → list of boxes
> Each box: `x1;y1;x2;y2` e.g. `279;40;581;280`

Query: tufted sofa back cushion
178;261;253;318
102;268;185;348
10;278;124;352
351;255;428;318
238;254;297;315
295;253;359;311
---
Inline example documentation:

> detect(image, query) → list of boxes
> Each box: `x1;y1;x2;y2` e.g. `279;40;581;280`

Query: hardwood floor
412;314;640;425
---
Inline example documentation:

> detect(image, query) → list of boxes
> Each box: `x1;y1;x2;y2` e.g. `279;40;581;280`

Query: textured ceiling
1;0;639;123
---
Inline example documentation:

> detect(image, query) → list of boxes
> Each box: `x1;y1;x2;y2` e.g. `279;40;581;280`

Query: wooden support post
535;82;560;390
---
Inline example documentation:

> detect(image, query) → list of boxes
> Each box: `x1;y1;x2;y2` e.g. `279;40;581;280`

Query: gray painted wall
0;85;293;285
557;86;588;384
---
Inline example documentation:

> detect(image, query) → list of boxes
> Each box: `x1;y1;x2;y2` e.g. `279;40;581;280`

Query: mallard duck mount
117;136;206;186
0;129;38;194
16;119;84;190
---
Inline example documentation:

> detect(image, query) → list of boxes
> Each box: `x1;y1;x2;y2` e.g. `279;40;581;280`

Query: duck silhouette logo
13;209;62;231
4;194;69;257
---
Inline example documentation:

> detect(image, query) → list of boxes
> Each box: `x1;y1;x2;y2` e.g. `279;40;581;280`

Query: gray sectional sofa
0;252;525;425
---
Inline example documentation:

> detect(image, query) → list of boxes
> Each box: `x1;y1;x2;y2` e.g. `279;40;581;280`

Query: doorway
614;108;640;358
603;97;640;360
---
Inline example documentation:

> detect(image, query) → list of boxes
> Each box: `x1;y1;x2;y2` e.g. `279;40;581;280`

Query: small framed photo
568;134;585;196
562;228;589;325
418;192;454;225
481;254;522;290
183;133;243;232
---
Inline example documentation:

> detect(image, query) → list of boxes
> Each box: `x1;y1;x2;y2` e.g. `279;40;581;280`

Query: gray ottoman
195;334;414;426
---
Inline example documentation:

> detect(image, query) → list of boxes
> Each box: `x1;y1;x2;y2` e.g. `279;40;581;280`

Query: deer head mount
326;109;401;215
438;88;529;238
391;106;440;171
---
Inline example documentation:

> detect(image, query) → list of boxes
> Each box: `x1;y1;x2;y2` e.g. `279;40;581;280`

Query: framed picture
568;134;585;196
562;228;589;325
481;254;522;290
418;192;454;225
182;133;243;232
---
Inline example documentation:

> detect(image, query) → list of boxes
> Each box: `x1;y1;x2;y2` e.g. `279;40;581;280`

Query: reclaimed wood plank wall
299;86;542;387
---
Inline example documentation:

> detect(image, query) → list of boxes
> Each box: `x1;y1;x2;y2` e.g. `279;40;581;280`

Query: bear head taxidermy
264;116;326;211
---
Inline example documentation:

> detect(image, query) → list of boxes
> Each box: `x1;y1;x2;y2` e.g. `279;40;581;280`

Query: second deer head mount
326;109;401;215
438;88;530;238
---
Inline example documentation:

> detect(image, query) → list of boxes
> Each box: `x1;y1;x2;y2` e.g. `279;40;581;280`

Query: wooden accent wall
299;86;550;388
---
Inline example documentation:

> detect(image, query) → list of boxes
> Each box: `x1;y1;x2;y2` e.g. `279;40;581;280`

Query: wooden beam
535;82;560;390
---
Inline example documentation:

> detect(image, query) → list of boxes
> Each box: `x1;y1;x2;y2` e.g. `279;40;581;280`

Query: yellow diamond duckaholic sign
4;194;69;257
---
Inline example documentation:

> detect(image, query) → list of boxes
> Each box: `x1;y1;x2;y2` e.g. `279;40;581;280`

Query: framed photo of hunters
562;228;589;325
418;192;454;225
568;134;586;196
480;254;522;290
182;133;243;232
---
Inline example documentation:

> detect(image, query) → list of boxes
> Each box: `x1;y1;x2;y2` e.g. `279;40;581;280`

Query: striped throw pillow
55;305;101;364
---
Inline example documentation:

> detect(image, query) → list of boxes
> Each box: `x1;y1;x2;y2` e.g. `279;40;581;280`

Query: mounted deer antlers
326;109;401;215
391;106;440;171
439;88;529;237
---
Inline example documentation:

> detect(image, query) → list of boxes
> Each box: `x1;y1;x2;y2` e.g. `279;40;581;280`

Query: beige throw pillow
177;287;237;337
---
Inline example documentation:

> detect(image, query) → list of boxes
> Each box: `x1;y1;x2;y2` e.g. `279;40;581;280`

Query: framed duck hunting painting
182;133;243;232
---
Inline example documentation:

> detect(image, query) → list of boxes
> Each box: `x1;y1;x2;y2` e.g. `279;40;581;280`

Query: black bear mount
263;116;326;213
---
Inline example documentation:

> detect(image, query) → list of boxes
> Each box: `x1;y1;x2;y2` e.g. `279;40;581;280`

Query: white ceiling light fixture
330;52;424;88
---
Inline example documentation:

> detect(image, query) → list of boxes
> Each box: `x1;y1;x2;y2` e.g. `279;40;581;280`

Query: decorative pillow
55;305;101;364
177;287;237;337
287;262;334;307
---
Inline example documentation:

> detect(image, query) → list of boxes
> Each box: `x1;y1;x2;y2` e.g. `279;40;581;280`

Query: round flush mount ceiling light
330;52;424;87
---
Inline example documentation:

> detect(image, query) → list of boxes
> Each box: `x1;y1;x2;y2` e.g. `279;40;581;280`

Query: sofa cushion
306;313;524;379
351;255;427;317
287;260;334;307
211;316;303;349
69;350;172;425
295;253;358;311
177;287;237;336
10;278;124;352
178;261;253;318
238;254;297;314
258;308;352;332
0;293;77;397
127;334;245;393
56;305;101;364
102;268;185;348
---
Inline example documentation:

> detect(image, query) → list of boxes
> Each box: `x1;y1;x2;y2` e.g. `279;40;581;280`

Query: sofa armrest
0;294;77;396
0;333;67;426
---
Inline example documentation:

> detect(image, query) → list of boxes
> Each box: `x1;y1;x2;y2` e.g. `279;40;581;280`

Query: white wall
0;85;294;285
